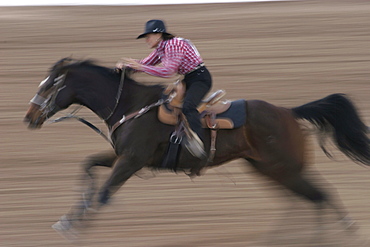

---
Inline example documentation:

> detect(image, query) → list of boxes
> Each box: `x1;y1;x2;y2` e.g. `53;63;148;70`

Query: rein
109;97;170;136
103;68;125;121
48;106;113;145
48;97;170;147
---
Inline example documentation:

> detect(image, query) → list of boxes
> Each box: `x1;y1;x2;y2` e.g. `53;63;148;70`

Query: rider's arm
139;43;183;78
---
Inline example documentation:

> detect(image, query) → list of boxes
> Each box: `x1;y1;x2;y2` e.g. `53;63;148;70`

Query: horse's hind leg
280;167;356;230
273;171;329;230
313;181;357;230
251;161;355;232
273;171;327;206
247;163;329;243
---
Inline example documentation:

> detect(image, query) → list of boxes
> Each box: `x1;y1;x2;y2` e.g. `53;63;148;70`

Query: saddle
158;81;235;129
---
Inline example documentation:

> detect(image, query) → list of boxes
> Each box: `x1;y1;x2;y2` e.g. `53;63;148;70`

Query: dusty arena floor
1;0;370;246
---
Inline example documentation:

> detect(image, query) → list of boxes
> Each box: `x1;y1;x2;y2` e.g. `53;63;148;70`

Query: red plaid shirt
139;37;203;78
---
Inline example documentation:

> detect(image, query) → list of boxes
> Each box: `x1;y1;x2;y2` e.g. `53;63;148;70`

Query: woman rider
116;19;212;158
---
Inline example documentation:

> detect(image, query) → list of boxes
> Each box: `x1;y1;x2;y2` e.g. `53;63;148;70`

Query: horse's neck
74;70;119;118
105;78;163;125
118;81;161;114
71;67;163;124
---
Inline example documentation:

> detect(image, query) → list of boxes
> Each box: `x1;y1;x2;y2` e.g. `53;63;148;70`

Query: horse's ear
50;57;73;72
61;57;75;67
64;57;74;63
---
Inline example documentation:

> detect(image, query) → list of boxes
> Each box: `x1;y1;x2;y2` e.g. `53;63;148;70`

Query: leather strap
205;113;219;163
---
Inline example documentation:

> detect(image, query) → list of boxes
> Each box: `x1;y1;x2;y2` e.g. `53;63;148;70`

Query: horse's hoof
52;215;79;241
340;215;358;231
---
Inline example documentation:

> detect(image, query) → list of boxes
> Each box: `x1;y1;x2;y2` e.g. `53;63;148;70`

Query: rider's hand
117;58;142;71
115;61;125;69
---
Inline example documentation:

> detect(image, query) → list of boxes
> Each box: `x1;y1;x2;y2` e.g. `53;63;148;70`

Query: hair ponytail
162;33;175;40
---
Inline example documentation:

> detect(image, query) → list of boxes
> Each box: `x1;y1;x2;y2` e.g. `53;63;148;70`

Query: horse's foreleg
322;197;357;230
98;154;144;206
79;151;117;210
52;150;117;240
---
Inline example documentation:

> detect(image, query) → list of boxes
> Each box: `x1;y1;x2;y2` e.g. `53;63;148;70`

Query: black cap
137;19;172;39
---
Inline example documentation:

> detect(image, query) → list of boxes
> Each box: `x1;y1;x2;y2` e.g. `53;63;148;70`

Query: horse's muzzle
23;116;42;129
24;104;46;129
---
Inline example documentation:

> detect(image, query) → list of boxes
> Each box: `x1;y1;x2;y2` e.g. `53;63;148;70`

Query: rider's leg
182;67;212;157
182;85;208;141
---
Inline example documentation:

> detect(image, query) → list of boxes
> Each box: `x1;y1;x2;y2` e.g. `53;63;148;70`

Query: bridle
30;73;67;120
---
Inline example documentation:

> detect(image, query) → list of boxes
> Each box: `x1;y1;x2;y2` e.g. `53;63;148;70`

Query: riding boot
184;127;206;159
180;113;206;159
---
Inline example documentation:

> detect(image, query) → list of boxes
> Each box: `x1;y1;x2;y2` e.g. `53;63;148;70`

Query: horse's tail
292;93;370;166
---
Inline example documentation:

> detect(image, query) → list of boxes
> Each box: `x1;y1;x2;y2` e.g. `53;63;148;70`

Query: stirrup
183;129;206;159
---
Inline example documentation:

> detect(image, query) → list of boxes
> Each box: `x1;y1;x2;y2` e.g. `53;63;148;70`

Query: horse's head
24;57;75;129
25;57;164;129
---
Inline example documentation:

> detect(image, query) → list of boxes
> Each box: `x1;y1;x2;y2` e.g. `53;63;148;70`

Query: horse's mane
50;57;110;75
50;57;162;89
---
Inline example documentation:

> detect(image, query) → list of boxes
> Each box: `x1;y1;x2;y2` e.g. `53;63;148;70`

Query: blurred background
1;0;369;246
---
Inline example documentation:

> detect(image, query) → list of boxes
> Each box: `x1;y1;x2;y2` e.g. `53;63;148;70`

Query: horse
24;58;370;239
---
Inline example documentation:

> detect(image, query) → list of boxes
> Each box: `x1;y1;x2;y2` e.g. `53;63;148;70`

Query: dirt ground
1;0;370;246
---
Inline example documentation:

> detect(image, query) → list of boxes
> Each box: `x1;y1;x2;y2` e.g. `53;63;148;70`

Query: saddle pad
158;99;246;129
210;99;246;129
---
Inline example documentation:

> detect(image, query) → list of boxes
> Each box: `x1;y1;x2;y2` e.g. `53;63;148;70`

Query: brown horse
24;58;370;238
